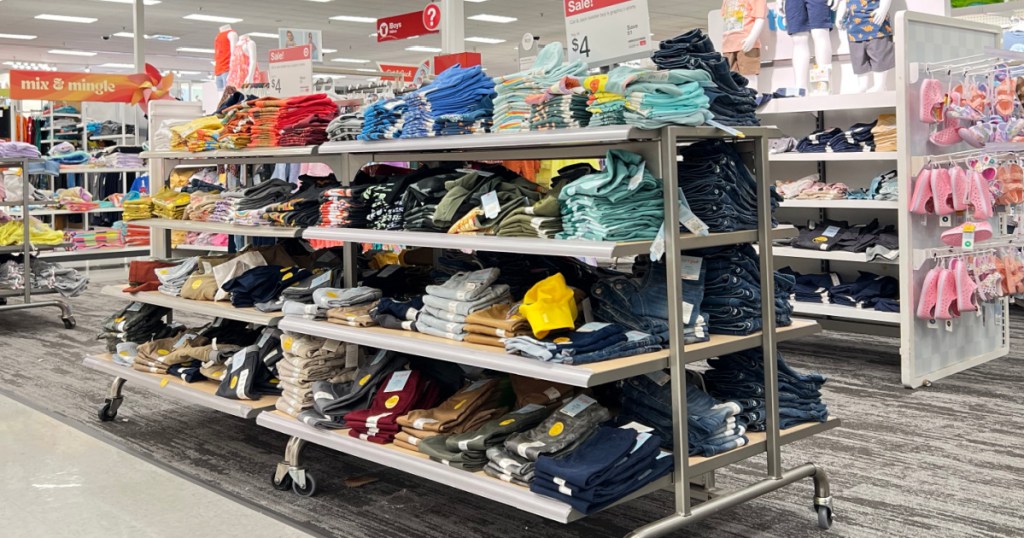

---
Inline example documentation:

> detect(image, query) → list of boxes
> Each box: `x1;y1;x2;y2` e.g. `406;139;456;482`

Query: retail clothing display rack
0;158;75;328
757;11;1008;388
83;121;840;535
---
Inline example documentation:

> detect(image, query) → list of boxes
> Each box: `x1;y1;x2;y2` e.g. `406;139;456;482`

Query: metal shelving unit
769;151;899;162
0;158;75;328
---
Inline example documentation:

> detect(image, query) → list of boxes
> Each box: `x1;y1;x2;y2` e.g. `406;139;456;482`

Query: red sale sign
563;0;632;16
378;63;419;83
377;10;439;42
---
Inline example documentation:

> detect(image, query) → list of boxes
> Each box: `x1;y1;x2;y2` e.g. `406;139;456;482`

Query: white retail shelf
758;91;897;115
778;199;899;210
688;418;840;475
256;410;671;523
172;244;230;252
790;302;900;324
770;152;898;162
60;166;147;174
101;285;282;326
90;134;135;141
83;353;277;419
8;206;124;217
39;246;151;261
302;225;798;258
141;146;318;160
278;317;820;388
766;246;899;264
133;218;302;238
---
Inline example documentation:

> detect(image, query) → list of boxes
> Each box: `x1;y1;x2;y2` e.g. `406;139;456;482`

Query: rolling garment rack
258;126;840;533
80;121;840;533
0;158;75;328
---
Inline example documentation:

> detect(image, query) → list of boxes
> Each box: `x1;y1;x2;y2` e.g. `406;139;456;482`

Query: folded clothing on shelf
275;332;355;418
691;243;793;336
678;139;770;232
492;43;587;133
298;350;404;429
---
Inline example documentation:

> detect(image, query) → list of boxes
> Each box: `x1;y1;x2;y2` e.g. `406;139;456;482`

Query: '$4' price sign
564;0;651;66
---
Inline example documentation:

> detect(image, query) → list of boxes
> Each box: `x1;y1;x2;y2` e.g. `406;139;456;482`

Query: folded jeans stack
695;244;793;335
678;139;775;232
504;322;662;365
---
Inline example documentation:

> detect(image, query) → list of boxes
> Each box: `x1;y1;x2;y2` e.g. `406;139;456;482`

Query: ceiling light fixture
330;58;371;63
247;32;279;39
97;0;161;5
112;32;179;41
176;47;216;54
48;49;98;56
467;14;517;23
99;62;135;68
183;13;243;24
465;36;505;44
0;33;38;40
406;45;442;53
321;48;337;54
330;15;376;23
35;14;98;23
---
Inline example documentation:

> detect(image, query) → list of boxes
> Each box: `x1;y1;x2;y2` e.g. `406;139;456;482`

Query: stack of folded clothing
218;103;254;149
208;193;241;223
169;116;223;152
66;228;124;251
846;170;898;201
401;169;462;232
526;76;592;130
495;395;611;483
256;267;337;312
358;98;406;141
275;332;354;418
344;368;446;444
591;259;709;346
263;175;339;227
558;149;664;242
492;43;588;133
123;222;150;246
298;349;404;429
96;148;145;169
215;326;284;400
829;271;899;311
97;302;175;353
790;218;899;261
825;120;877;152
704;348;830;432
326;113;363;142
400;65;495;139
320;286;383;327
122;196;153;221
151;189;191;220
221;265;312;308
585;78;628;127
505;322;662;365
651;29;760;126
319;185;371;227
433;109;493;136
678;139;768;232
618;371;747;454
461;303;530;347
418;268;511;341
248;97;286;148
872;114;897;152
155;258;199;297
780;267;843;303
0;141;42;159
492;164;593;238
171;319;261;381
445;402;552;477
278;114;334;146
531;423;673;514
601;66;714;129
184;192;222;221
236;178;295;215
694;244;793;335
394;378;510;467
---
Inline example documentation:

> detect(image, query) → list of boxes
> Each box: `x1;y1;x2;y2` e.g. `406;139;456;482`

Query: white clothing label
516;441;545;458
498;473;513;483
458;435;483;451
679;255;703;281
463;379;490;392
650;223;666;262
257;331;273;348
482;191;501;219
628;165;646;190
314;391;333;402
543;387;562;401
384;370;412;393
682;215;710;237
515;403;546;414
310;271;332;289
412;418;438;429
822;225;841;238
560;394;597;417
127;302;143;311
621;421;656;434
632;432;653;452
558;484;574;496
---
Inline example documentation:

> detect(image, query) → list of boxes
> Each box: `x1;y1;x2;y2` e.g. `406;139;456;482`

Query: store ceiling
0;0;719;81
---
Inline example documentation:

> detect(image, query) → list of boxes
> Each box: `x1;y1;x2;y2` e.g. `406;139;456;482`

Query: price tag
482;191;501;219
679;255;702;281
383;370;412;393
559;394;597;417
822;225;841;238
627;164;646;190
564;0;652;67
268;45;313;97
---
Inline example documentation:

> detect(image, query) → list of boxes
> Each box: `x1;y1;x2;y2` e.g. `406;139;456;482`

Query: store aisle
0;395;314;538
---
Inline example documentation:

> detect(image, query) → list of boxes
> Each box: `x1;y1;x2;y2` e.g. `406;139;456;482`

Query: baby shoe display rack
0;158;76;328
81;100;840;535
758;11;1008;388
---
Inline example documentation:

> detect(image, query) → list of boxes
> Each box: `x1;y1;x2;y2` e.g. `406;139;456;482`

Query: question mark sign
423;4;440;31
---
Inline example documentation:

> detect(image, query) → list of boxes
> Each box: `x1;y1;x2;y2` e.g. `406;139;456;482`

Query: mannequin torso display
720;0;768;90
780;0;839;93
839;0;894;92
227;34;266;88
214;24;237;91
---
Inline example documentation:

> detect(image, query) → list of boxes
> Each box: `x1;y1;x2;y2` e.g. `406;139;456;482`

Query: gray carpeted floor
1;274;1021;538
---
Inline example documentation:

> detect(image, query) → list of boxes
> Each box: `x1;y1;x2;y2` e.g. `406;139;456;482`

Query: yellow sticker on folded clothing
499;419;516;426
157;349;169;355
230;375;238;389
548;421;564;436
282;272;293;281
453;399;466;410
358;374;372;386
191;280;202;290
282;336;293;351
385;395;400;409
326;291;338;298
159;378;169;387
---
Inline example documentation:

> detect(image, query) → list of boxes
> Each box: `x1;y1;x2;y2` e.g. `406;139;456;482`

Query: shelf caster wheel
63;317;76;329
271;470;293;491
98;402;117;422
817;506;833;530
292;473;317;497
